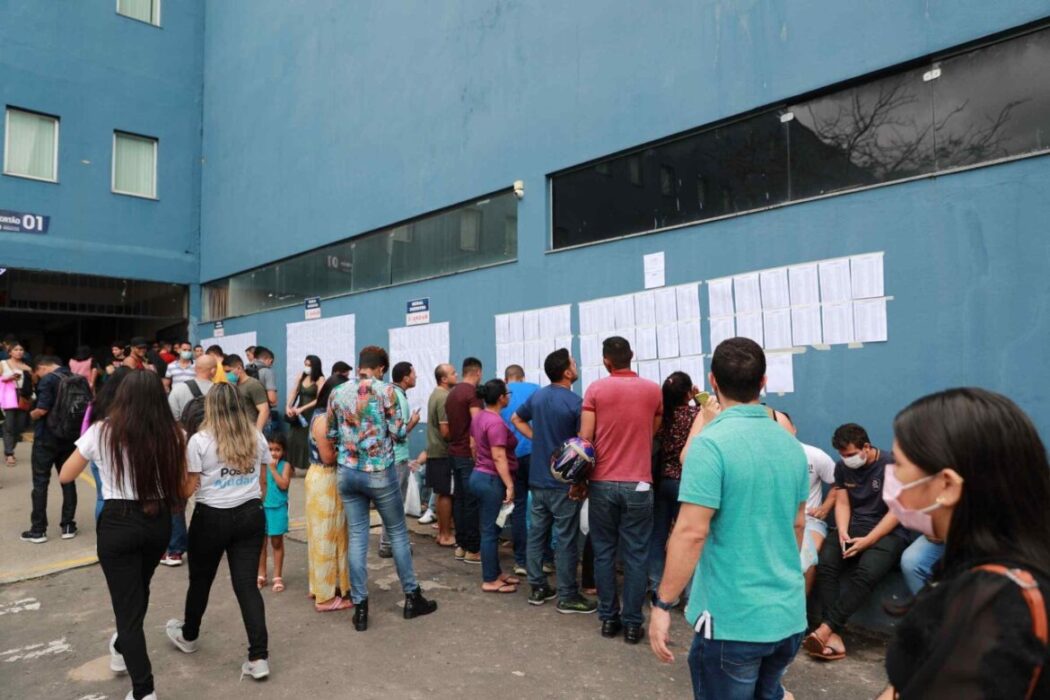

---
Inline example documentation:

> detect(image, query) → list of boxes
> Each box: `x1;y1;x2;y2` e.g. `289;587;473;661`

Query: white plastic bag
404;473;422;517
579;498;590;536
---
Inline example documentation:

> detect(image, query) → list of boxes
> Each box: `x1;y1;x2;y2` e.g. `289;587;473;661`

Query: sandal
315;596;352;612
803;632;846;661
498;574;521;585
5;456;15;467
257;576;267;589
482;582;518;594
272;577;285;593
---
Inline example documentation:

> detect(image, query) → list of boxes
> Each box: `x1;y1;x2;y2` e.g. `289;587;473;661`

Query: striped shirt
165;360;196;385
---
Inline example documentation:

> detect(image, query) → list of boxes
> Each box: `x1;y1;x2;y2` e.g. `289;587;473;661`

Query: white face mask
842;451;867;469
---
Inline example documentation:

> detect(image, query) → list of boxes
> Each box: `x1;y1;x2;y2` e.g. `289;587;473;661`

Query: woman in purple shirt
469;379;520;593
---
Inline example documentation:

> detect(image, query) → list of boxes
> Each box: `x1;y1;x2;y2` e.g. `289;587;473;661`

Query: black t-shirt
833;447;903;538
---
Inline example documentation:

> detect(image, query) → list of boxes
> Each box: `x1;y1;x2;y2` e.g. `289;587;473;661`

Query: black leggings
97;500;171;700
183;500;269;661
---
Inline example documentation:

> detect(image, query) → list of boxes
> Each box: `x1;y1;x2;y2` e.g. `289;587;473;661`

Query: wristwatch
651;591;675;612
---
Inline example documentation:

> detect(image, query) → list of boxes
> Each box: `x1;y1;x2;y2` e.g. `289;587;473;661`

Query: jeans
816;531;906;633
688;632;803;700
589;481;654;627
3;408;25;456
527;487;581;600
647;477;681;592
379;460;411;549
451;456;480;553
469;470;507;583
97;501;171;700
168;510;188;555
511;454;530;567
900;535;945;595
183;500;268;661
338;465;419;604
29;438;77;532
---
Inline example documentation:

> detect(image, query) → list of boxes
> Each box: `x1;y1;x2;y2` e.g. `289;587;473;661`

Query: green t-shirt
393;385;412;464
425;387;450;458
237;377;269;423
680;404;809;642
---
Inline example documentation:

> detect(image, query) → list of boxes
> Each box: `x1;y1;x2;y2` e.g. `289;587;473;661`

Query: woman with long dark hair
1;342;32;466
879;388;1050;699
647;371;700;594
166;383;271;682
84;366;134;520
286;354;325;471
306;374;352;611
60;371;185;700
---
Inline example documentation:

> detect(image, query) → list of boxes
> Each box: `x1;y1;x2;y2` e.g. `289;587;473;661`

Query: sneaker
20;530;47;544
454;547;465;561
462;551;481;565
418;509;436;524
165;619;199;653
240;658;270;681
513;564;527;576
125;692;157;700
542;561;555;574
528;584;557;606
61;524;77;540
109;633;127;674
556;594;598;614
161;552;184;567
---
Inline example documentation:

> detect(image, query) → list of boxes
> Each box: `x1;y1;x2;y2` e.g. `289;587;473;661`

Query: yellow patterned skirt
305;464;350;601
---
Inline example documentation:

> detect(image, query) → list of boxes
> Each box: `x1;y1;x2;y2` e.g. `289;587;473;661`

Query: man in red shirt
580;336;662;645
445;357;483;564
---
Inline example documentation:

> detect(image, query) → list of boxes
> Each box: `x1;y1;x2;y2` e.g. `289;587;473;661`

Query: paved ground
0;441;889;699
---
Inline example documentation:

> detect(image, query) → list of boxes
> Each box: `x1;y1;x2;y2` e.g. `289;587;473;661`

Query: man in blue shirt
501;364;538;574
512;349;597;614
649;338;808;699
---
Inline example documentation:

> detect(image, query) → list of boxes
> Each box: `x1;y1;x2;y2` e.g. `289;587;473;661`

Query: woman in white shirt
164;383;271;682
1;342;32;465
60;371;186;700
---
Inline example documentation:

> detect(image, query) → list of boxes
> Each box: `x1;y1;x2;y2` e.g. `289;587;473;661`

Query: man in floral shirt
322;345;437;631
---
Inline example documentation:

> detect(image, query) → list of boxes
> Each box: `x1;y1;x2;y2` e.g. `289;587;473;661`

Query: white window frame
3;107;60;183
111;131;159;200
116;0;161;27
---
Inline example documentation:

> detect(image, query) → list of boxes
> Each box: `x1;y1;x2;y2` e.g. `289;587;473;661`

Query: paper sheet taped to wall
390;322;450;424
286;315;355;397
200;331;257;363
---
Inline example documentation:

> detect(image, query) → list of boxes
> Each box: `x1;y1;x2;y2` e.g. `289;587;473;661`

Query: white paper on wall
388;321;449;424
656;324;680;359
675;283;701;321
522;340;542;371
579;335;602;368
522;310;541;341
581;366;603;397
200;331;257;364
760;268;791;309
733;273;762;313
709;316;735;352
633;291;657;327
788;264;820;306
791;305;823;346
634;326;658;361
555;335;573;352
819;259;852;303
822;302;855;345
762;308;793;350
659;358;684;382
708;278;735;317
507;313;525;343
495;314;511;344
654;287;678;325
765;352;794;394
853;298;888;342
614;295;636;331
679;355;705;390
638;360;662;385
538;305;572;340
850;253;885;299
285;316;354;396
736;312;764;346
677;319;703;357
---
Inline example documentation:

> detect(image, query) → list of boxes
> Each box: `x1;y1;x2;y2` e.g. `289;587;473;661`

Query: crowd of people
0;331;1046;699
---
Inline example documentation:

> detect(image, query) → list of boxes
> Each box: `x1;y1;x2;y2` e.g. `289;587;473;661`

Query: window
551;24;1050;249
202;190;518;320
3;108;59;182
112;132;157;199
117;0;160;26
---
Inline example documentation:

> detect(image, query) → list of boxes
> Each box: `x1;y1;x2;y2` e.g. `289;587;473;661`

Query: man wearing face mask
804;423;910;662
221;354;269;432
164;341;197;392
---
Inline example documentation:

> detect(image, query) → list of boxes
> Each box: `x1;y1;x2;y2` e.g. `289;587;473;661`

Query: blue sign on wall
0;209;49;234
305;296;322;319
406;298;429;313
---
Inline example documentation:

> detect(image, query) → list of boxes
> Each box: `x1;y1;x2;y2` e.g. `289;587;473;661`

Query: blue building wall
198;0;1050;450
0;0;203;284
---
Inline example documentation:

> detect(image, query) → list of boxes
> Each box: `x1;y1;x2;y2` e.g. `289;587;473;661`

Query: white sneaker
165;619;199;653
240;658;269;681
418;509;435;524
125;692;157;700
109;633;127;674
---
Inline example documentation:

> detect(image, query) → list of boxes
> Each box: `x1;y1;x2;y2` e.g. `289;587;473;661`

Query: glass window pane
117;0;159;25
5;109;57;181
788;67;935;199
351;232;392;292
934;28;1050;169
113;133;157;197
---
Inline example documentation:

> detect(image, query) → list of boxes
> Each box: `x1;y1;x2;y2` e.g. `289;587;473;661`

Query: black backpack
179;381;207;437
45;373;92;441
245;362;261;381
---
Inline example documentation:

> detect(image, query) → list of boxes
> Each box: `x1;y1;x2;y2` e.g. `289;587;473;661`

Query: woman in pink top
469;379;520;593
69;345;100;394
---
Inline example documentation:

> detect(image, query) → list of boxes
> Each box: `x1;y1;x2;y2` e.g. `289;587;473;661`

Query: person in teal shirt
379;361;421;558
501;364;538;573
649;337;808;700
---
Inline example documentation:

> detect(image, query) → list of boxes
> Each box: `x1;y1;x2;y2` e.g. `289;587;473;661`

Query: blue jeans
168;510;188;554
511;454;530;567
900;535;944;595
91;461;104;521
469;470;507;583
647;477;681;592
688;633;803;700
380;460;411;549
451;456;480;553
589;481;653;627
338;466;418;604
527;487;581;600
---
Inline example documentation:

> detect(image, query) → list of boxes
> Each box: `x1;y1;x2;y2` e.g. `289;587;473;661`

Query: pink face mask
883;464;942;539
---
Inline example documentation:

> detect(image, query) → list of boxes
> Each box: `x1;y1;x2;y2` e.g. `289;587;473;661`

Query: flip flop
272;577;285;593
803;633;845;661
315;596;352;612
499;574;521;585
482;582;518;594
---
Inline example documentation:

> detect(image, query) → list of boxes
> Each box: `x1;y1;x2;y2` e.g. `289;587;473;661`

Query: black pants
451;456;480;553
582;534;596;589
183;500;268;660
30;437;77;532
97;500;171;700
3;408;26;456
816;531;906;633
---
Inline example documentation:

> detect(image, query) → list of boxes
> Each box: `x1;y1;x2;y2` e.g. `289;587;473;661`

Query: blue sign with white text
0;209;49;234
406;298;429;313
